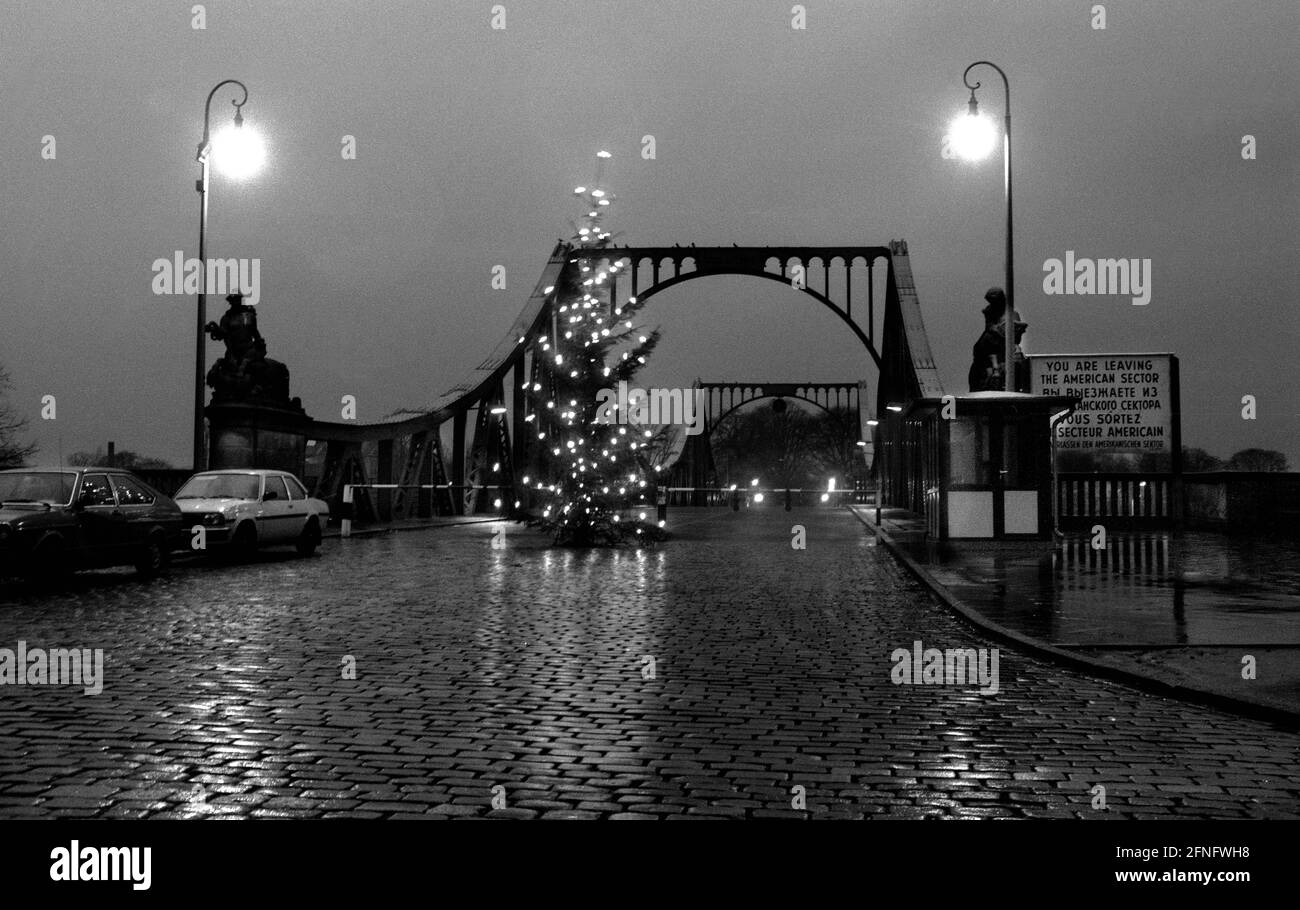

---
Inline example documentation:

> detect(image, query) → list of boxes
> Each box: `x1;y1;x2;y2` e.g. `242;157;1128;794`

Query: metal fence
1056;473;1174;527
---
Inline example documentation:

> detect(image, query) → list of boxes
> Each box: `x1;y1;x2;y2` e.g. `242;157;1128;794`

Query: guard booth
895;392;1078;539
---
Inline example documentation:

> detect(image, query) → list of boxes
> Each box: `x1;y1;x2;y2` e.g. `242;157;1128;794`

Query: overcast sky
2;0;1296;467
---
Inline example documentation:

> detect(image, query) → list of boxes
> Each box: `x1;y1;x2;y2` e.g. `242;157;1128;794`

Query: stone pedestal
207;402;310;477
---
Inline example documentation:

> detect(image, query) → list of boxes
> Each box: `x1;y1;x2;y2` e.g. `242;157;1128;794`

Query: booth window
949;416;991;486
1002;412;1036;487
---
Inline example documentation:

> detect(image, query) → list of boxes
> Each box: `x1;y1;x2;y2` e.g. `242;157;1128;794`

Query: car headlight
202;513;227;526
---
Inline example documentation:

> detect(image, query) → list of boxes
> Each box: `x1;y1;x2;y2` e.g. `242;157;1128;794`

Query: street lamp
193;79;264;471
952;61;1016;392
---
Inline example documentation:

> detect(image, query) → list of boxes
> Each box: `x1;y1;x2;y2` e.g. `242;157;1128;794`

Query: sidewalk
849;505;1300;725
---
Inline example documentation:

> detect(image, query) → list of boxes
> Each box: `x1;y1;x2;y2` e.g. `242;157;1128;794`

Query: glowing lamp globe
948;111;998;161
211;124;266;179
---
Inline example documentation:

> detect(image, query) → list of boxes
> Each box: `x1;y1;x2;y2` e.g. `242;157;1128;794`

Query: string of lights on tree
520;151;669;547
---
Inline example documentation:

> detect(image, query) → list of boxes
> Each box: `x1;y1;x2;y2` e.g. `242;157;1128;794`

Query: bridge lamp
957;60;1016;392
886;404;904;413
193;79;263;472
750;478;759;487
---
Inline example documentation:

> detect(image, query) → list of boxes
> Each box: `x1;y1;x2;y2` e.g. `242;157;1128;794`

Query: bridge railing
338;483;514;536
1056;472;1300;533
1056;472;1175;528
1180;471;1300;532
661;487;876;508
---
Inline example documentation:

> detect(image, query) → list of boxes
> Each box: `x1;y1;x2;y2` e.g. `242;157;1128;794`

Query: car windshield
175;473;261;500
0;472;77;506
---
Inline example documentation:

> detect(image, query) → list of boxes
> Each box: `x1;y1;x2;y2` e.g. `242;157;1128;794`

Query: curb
848;508;1300;730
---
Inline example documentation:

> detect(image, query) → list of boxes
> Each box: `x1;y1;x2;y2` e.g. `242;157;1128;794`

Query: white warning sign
1030;354;1176;457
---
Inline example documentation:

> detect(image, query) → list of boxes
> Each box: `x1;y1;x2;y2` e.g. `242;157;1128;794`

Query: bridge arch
709;391;837;432
574;245;895;373
695;381;865;435
626;270;881;370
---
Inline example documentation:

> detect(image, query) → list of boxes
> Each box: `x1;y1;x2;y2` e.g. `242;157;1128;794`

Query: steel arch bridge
667;380;870;502
302;239;943;521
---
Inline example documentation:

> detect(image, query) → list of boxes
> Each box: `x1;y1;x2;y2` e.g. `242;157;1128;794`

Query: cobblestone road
1;507;1297;819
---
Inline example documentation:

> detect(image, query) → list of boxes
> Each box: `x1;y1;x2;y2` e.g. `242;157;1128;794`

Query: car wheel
231;522;258;559
295;519;321;557
26;537;69;585
134;533;169;578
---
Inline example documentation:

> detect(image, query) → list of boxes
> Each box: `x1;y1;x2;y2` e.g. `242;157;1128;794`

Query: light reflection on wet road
0;509;1297;819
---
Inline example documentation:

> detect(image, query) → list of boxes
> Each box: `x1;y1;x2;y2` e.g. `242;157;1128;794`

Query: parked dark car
0;467;184;580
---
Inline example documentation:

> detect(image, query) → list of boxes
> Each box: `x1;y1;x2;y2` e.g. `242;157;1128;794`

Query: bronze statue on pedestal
205;293;300;410
968;287;1029;392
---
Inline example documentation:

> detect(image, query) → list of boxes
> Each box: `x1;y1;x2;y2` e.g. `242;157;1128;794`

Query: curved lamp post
193;79;264;470
953;61;1016;392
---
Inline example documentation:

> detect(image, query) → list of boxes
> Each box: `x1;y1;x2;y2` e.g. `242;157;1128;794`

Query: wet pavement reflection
1;509;1298;818
904;531;1300;647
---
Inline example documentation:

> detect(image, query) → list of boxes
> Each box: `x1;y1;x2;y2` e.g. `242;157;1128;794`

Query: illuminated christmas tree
522;153;668;547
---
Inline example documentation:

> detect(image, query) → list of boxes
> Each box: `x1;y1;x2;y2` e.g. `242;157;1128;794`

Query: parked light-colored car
174;469;329;557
